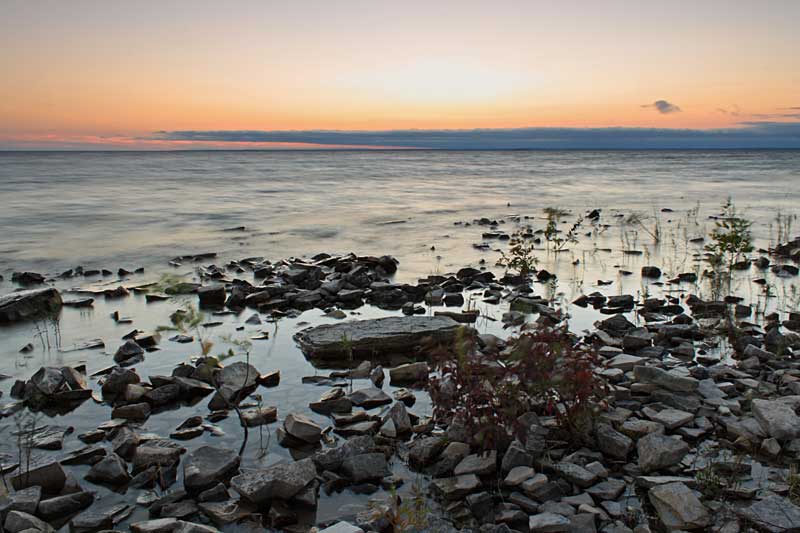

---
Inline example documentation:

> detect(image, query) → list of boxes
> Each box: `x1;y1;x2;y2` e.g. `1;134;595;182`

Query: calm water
1;150;798;280
0;150;798;528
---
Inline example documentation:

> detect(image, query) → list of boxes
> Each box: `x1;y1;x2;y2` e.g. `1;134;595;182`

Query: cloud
148;122;800;150
642;100;682;114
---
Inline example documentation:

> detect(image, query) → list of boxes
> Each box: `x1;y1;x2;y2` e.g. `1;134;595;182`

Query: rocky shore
0;210;799;532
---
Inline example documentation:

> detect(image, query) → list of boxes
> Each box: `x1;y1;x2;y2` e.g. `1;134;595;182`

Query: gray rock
85;453;130;485
528;512;570;532
284;413;322;443
313;435;375;471
240;406;277;427
309;388;352;414
408;436;447;468
552;462;598;488
183;446;240;493
37;491;94;522
735;495;800;532
341;452;390;482
389;362;429;385
10;461;66;493
430;474;481;500
208;362;259;409
0;288;62;324
3;486;41;515
114;339;144;364
348;387;392;409
648;482;710;530
231;458;316;503
643;407;694;430
752;398;800;440
4;510;55;533
596;423;633;460
111;402;151;421
633;365;698;392
293;316;468;360
454;451;496;477
380;401;411;437
637;433;689;473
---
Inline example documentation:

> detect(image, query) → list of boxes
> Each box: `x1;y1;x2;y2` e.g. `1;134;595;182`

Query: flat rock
231;458;316;503
183;446;240;493
648;482;710;530
0;288;62;324
430;474;481;500
637;433;689;473
752;398;800;440
528;511;570;532
294;316;467;360
340;452;390;482
4;510;56;533
633;365;698;392
284;413;322;443
735;495;800;532
348;387;392;409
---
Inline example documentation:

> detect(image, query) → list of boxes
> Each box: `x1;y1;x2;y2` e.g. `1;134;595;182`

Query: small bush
429;325;607;450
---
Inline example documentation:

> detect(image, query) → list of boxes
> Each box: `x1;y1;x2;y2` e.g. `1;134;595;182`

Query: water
1;150;798;279
0;150;798;529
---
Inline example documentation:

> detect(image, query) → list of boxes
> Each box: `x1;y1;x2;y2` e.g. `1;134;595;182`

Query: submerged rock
293;315;468;360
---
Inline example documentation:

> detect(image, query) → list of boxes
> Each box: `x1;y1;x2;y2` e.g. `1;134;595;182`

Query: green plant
788;465;800;505
705;198;754;274
498;231;538;277
543;208;582;252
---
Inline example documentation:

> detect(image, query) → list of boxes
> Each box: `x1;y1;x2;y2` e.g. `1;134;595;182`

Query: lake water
0;149;798;529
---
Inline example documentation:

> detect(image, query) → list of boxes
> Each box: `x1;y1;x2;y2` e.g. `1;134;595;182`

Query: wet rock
208;362;259;409
132;443;182;472
284;413;322;443
38;490;94;522
641;266;661;278
197;285;226;307
408;436;447;468
454;451;496;477
648;482;710;530
637;433;689;473
101;367;140;398
552;462;598;488
111;402;151;421
85;453;130;485
294;315;467;360
310;388;352;414
4;510;55;533
231;458;317;503
183;446;241;493
348;387;392;409
241;406;278;427
10;461;66;494
380;401;411;438
2;486;41;514
528;512;570;532
0;288;62;323
313;435;375;471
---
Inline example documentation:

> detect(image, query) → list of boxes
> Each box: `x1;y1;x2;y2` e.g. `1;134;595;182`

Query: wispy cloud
642;100;682;114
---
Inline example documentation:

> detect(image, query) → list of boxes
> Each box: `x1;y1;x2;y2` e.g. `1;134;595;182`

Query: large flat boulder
293;316;468;360
0;288;62;324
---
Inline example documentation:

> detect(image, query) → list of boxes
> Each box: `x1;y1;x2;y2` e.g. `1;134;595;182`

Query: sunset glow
1;0;798;149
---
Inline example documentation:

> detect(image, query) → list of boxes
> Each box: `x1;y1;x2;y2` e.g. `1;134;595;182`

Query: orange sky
1;0;798;148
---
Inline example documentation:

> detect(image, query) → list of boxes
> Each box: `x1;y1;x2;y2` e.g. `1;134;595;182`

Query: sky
1;0;799;150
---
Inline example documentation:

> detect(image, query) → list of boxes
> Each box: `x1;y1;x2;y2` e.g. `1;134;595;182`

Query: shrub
429;324;607;451
498;231;538;277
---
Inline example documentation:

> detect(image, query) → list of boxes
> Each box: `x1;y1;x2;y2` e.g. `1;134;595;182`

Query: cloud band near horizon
148;122;800;150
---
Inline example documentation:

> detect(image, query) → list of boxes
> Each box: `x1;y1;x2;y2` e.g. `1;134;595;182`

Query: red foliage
429;325;607;450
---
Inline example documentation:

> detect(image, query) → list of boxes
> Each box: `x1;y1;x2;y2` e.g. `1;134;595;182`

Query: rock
389;362;429;385
735;495;800;532
313;435;375;471
101;366;140;398
380;402;411;437
752;398;800;440
430;474;481;500
10;461;66;493
504;466;535;487
596;423;633;460
209;362;259;409
0;288;62;323
231;458;316;503
641;266;661;278
319;523;365;533
197;285;226;307
408;436;447;468
111;402;151;421
4;510;55;533
113;339;145;364
310;388;352;414
552;462;598;488
454;451;496;477
528;512;570;532
37;491;94;522
633;365;698;392
648;482;710;530
294;316;468;360
637;433;689;473
643;407;694;430
241;406;278;427
183;446;240;493
341;452;390;482
132;443;182;472
284;413;322;443
348;387;392;409
85;453;130;485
